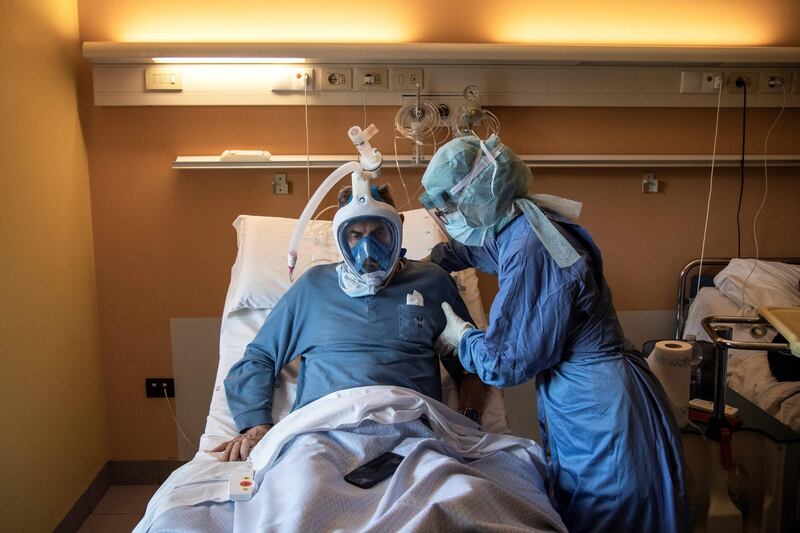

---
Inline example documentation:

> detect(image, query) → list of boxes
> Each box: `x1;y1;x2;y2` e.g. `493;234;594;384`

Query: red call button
240;480;253;487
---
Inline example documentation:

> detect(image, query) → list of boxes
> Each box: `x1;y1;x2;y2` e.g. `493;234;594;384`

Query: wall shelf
173;154;800;170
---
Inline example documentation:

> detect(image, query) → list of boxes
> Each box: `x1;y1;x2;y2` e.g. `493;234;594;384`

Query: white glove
438;302;475;352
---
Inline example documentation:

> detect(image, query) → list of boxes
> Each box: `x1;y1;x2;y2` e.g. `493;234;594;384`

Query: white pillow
227;209;486;326
226;215;342;313
714;259;800;312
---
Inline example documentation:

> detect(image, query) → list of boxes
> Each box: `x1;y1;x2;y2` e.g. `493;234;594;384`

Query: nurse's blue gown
432;212;690;533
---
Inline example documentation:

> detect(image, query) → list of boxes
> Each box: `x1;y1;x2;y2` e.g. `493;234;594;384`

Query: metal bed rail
701;315;793;423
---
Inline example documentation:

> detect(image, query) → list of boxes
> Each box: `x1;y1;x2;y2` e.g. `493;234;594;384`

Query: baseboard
53;462;110;533
110;459;186;485
53;460;185;532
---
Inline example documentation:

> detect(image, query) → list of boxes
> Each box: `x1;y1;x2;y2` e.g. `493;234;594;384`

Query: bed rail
676;257;800;338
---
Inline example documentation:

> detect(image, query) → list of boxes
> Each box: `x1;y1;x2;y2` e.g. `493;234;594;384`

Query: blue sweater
224;261;473;431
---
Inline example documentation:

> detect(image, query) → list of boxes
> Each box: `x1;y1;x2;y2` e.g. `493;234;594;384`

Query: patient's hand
212;424;272;462
459;374;489;423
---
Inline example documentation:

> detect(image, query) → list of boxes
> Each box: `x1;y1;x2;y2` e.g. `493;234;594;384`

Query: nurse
421;135;689;533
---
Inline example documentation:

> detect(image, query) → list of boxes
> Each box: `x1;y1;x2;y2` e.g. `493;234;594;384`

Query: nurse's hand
212;424;272;462
438;302;474;351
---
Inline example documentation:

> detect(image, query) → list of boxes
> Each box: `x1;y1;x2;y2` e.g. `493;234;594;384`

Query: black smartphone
344;452;404;489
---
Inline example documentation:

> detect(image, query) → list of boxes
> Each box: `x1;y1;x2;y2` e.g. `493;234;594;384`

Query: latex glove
438;302;474;352
212;423;272;462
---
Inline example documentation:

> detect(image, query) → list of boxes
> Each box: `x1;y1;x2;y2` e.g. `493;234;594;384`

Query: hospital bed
134;209;566;532
675;258;800;532
678;257;800;431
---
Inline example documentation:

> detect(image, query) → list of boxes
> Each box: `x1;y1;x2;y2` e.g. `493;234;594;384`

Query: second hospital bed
678;257;800;431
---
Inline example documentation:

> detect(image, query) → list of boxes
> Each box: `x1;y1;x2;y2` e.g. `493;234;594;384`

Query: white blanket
137;386;564;532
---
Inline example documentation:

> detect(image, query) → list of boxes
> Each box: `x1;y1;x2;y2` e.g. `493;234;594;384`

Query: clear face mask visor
338;217;400;280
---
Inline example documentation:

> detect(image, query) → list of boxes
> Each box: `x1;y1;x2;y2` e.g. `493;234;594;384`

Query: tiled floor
78;485;157;533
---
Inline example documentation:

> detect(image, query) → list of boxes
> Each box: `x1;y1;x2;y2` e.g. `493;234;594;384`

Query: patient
216;184;486;461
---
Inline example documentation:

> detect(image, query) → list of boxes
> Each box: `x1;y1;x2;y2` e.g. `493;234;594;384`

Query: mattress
683;287;800;431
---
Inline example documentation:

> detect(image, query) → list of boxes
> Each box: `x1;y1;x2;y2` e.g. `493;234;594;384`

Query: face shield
418;139;504;247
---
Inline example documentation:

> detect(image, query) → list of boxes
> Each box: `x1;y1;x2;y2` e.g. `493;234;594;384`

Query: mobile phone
344;452;404;489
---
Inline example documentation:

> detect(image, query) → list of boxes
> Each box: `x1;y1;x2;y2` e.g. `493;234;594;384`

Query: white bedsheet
136;386;563;532
683;287;800;431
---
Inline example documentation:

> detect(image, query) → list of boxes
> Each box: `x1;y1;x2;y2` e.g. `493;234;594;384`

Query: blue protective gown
432;212;689;533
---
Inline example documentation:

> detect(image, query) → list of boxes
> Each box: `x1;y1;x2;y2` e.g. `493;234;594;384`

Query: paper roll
649;340;693;427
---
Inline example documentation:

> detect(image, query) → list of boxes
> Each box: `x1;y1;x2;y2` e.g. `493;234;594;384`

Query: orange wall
77;1;800;459
1;0;107;529
77;0;800;45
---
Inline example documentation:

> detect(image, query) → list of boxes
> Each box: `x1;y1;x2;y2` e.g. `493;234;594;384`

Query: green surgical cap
420;135;532;228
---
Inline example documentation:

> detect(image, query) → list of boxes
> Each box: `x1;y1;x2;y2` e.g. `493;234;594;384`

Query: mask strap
479;140;502;198
449;142;504;198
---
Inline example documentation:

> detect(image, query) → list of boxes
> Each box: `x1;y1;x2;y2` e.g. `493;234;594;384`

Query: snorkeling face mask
332;174;402;290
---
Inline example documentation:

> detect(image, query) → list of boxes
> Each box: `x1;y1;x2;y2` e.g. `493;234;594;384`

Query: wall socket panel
681;70;798;94
273;173;289;194
319;68;353;90
759;73;792;93
356;68;389;89
699;72;723;93
724;71;759;92
392;69;424;91
146;378;175;398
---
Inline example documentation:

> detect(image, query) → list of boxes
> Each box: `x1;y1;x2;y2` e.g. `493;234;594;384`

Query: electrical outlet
725;72;759;92
319;68;353;91
146;378;175;398
700;72;724;93
356;68;388;90
759;73;789;93
392;69;423;91
642;172;659;193
273;173;289;195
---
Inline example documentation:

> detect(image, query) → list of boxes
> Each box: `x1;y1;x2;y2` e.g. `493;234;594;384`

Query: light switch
145;68;182;91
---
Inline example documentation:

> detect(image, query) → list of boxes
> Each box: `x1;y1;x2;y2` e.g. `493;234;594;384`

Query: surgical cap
420;135;532;228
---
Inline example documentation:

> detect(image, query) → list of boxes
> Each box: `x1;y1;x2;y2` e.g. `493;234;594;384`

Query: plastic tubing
287;160;362;279
348;125;382;172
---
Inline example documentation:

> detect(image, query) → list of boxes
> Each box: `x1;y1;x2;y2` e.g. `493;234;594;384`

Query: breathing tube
287;124;383;280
